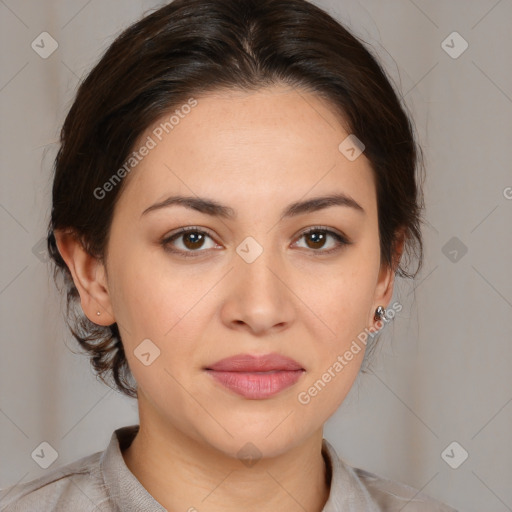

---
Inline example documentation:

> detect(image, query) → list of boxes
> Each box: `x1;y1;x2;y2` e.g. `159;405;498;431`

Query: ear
54;229;115;326
368;227;406;327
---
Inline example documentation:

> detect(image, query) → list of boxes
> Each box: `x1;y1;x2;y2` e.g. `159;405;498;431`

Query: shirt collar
100;424;166;511
101;424;376;512
321;438;380;511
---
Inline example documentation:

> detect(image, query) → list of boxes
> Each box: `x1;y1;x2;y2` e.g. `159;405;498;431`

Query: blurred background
1;1;511;510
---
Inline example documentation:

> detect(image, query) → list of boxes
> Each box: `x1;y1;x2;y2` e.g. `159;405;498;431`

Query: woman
0;0;457;510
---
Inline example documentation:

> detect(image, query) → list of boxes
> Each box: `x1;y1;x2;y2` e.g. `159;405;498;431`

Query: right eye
160;226;220;258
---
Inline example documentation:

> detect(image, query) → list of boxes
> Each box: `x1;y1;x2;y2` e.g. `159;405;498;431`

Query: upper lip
205;353;304;372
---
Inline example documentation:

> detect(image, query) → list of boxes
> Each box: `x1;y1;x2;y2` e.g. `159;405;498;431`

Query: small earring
96;311;101;316
374;306;386;321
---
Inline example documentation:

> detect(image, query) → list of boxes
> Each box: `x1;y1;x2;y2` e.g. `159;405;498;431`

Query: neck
122;411;330;512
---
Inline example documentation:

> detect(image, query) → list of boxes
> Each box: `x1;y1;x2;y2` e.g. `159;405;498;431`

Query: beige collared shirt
0;425;458;511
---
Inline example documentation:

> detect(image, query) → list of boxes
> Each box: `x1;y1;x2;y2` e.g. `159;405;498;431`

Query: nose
220;239;295;335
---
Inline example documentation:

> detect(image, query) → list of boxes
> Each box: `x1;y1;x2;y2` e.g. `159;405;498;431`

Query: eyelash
160;225;351;259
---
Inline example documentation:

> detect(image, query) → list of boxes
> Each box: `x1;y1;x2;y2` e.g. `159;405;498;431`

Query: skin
55;85;404;512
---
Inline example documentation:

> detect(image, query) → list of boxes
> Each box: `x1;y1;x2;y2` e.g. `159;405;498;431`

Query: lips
204;353;305;399
204;353;304;372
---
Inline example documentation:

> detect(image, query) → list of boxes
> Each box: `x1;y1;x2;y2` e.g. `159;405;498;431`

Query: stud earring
374;305;386;321
96;311;101;316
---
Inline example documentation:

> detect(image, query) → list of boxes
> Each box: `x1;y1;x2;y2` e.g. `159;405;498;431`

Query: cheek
295;248;378;402
107;243;200;338
309;251;379;341
109;254;212;387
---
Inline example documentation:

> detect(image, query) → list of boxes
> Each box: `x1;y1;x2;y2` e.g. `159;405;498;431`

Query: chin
194;419;315;462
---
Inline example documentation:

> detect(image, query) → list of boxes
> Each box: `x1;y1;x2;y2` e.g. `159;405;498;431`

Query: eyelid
167;225;216;238
298;225;350;243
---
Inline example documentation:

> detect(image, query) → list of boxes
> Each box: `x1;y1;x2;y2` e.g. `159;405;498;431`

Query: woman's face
98;85;396;458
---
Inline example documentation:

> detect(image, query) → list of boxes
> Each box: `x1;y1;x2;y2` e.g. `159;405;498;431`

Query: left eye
293;227;349;253
161;226;350;258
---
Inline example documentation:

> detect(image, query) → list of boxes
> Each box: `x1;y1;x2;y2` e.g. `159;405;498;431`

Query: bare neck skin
122;403;331;512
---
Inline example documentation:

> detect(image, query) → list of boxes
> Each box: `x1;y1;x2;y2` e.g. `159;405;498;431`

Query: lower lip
205;369;305;399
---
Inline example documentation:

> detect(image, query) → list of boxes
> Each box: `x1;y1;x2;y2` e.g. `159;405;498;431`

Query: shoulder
0;450;111;512
322;439;458;512
350;465;458;511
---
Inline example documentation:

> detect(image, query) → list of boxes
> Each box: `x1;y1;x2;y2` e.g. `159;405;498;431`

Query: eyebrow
140;192;365;220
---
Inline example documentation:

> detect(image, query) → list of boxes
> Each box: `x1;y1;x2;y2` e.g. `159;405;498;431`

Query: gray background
1;1;511;511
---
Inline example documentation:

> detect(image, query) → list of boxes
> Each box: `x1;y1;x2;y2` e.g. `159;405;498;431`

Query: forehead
116;86;376;218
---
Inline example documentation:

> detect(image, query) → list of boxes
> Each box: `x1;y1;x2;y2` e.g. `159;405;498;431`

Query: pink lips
204;353;305;399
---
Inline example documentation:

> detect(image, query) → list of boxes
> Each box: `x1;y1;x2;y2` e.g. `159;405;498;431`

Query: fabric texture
0;425;458;511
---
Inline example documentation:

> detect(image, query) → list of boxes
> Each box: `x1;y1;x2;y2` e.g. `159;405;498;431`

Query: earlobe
369;229;406;327
53;229;115;325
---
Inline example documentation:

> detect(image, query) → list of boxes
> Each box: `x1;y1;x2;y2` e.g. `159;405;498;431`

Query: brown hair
47;0;425;398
